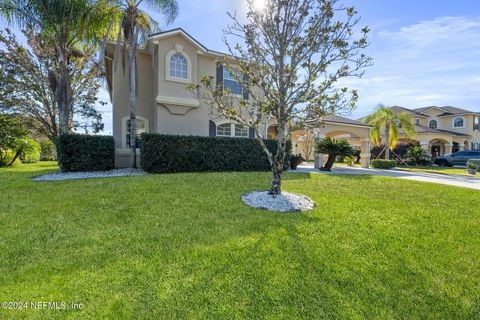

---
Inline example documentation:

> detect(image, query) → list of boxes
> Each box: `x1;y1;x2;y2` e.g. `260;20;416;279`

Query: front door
431;146;441;157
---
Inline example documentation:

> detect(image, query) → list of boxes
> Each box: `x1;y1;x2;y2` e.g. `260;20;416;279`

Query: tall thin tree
110;0;178;168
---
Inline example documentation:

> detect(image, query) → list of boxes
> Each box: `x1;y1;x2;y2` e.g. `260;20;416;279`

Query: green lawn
1;162;479;319
395;165;479;178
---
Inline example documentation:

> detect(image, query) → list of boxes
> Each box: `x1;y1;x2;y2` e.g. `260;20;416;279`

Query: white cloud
349;16;480;118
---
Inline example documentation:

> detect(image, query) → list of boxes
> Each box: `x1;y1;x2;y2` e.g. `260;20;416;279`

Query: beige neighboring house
379;106;480;157
104;27;371;168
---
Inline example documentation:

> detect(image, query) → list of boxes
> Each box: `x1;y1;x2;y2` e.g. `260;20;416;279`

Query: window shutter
248;127;255;139
243;74;249;100
209;120;217;137
216;63;223;95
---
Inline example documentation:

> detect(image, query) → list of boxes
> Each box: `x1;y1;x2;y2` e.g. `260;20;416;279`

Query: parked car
433;150;480;166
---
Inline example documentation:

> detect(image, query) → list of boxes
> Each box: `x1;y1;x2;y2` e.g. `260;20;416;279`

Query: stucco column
360;138;371;168
445;144;453;155
420;141;429;155
459;144;465;151
313;132;325;169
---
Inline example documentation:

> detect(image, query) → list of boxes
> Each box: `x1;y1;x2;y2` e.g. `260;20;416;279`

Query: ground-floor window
123;117;148;149
216;122;250;138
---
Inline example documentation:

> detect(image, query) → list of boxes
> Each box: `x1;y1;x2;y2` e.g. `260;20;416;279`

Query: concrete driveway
292;163;480;190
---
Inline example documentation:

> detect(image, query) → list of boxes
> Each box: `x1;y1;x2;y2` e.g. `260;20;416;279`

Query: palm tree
365;105;415;159
316;137;355;171
0;0;111;134
108;0;178;168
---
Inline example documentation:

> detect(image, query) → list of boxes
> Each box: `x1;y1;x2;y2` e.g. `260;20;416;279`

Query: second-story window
453;116;464;128
169;53;188;80
415;118;420;125
223;68;243;96
474;116;480;131
429;119;438;129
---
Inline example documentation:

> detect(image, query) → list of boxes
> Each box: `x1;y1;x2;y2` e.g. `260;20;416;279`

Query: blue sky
2;0;480;134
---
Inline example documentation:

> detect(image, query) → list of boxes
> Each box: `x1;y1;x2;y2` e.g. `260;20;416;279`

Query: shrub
0;150;21;167
40;140;57;161
20;138;41;163
141;134;291;173
56;134;115;172
316;137;354;171
289;153;304;170
406;146;432;166
371;159;396;169
467;159;480;172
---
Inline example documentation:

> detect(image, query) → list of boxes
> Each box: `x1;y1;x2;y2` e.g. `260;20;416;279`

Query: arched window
169;53;188;80
453;116;464;128
415;118;420;125
429;120;438;129
234;124;249;137
216;122;250;138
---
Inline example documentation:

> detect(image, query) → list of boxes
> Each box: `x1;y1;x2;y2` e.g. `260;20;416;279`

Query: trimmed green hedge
371;159;396;169
141;134;291;173
56;134;115;172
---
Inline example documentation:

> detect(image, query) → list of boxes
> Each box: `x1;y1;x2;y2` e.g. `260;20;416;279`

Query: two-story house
383;106;480;157
104;28;278;167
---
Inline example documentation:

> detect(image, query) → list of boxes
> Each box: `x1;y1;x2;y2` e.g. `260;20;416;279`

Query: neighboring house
104;28;277;167
373;106;480;157
104;27;372;168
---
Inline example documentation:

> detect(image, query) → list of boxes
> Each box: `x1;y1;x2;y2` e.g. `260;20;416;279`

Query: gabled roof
412;106;480;117
322;115;373;128
390;106;428;117
148;28;226;57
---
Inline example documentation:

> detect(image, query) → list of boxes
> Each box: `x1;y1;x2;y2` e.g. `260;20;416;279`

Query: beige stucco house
105;28;372;168
105;28;281;167
378;106;480;157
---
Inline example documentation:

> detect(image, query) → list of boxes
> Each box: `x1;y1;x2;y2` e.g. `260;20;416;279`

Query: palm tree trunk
56;46;72;135
385;124;390;160
128;27;140;168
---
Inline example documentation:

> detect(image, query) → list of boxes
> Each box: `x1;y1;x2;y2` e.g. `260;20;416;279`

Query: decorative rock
32;168;146;181
241;191;315;212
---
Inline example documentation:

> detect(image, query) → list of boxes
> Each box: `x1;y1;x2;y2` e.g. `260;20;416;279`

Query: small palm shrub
371;159;396;169
406;146;432;166
316;137;354;171
289;154;304;170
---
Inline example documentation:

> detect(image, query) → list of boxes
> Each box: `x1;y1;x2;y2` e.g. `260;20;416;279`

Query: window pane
126;119;146;148
217;123;231;137
454;117;464;127
169;53;188;80
235;124;249;137
223;68;243;95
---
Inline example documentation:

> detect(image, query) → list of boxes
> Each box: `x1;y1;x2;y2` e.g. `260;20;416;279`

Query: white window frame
429;119;438;129
452;116;465;129
216;121;250;138
165;47;192;84
121;116;149;149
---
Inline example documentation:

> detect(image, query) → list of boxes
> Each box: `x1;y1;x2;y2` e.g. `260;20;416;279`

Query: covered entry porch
306;116;372;169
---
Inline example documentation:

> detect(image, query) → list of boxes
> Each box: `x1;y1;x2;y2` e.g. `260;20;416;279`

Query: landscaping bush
467;159;480;172
371;159;396;169
40;140;57;161
56;134;115;172
141;134;291;173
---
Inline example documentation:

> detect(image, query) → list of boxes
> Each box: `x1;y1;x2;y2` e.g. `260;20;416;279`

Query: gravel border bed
241;191;315;212
32;168;146;181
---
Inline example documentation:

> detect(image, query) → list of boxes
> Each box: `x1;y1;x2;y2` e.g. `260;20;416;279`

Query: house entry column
313;132;325;169
360;138;371;168
445;144;453;155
